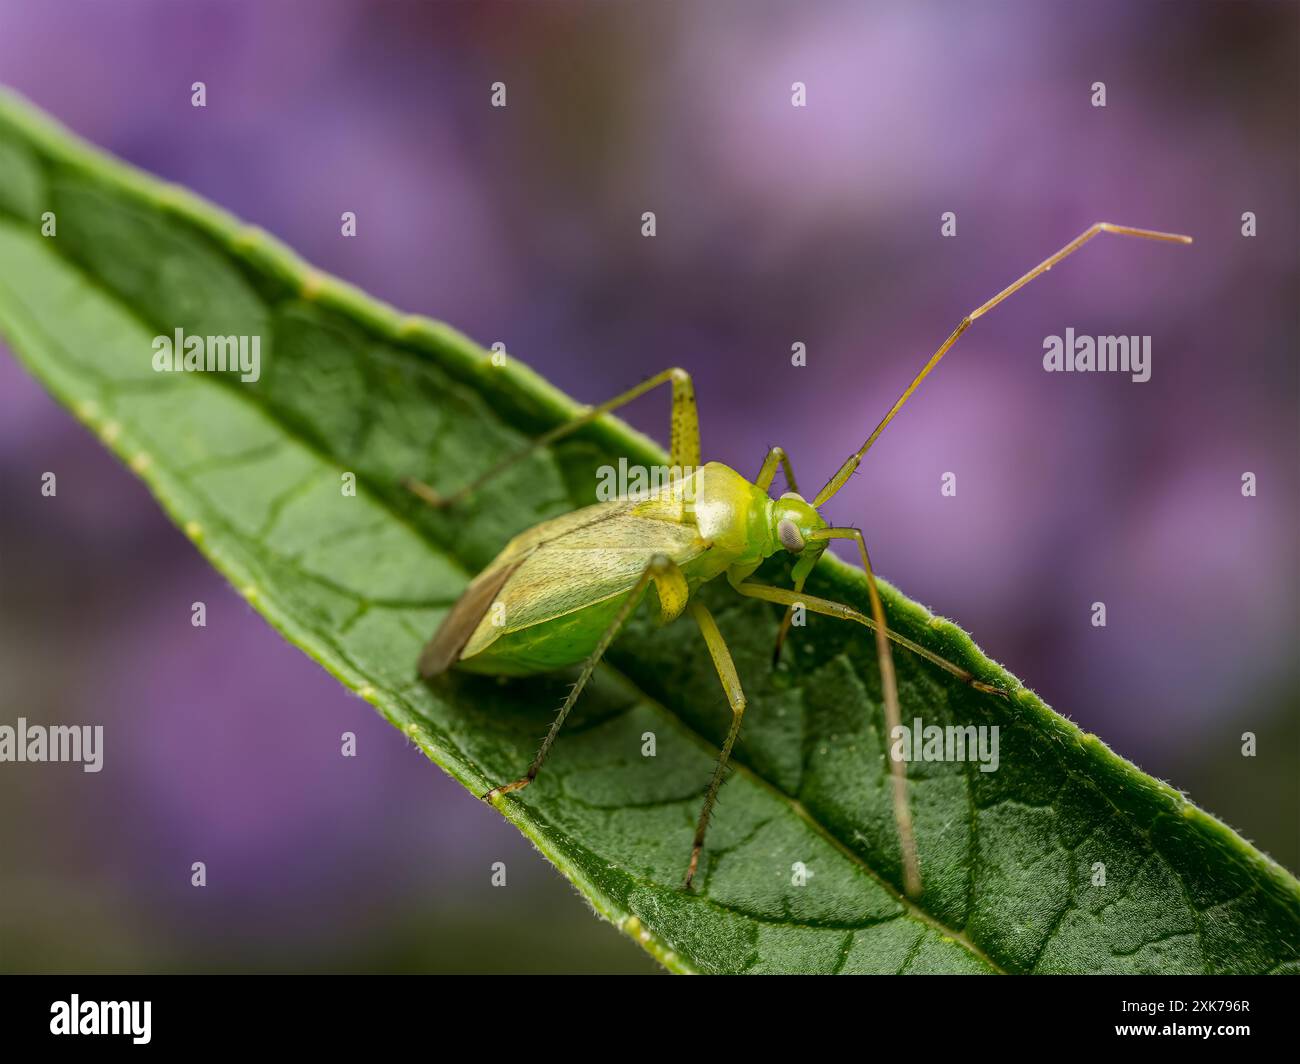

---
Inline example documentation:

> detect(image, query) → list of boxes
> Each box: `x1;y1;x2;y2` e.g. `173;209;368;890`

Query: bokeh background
0;0;1295;973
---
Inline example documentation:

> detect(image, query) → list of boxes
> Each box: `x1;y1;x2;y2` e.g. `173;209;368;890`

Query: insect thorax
630;461;775;569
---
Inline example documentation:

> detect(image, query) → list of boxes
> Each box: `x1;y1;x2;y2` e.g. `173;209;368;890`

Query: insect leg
755;446;811;661
683;600;747;891
754;446;799;495
481;553;684;802
731;559;1010;898
770;567;809;667
806;526;916;897
731;579;1009;697
404;367;701;508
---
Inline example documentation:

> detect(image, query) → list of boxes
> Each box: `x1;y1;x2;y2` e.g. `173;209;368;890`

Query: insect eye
777;519;805;553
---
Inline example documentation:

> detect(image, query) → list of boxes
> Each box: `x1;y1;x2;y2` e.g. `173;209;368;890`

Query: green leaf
0;89;1296;975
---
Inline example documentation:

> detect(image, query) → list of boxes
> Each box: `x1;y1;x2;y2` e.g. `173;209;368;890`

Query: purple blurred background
0;0;1295;972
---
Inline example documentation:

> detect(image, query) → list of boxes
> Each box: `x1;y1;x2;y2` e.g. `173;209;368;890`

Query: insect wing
461;512;704;658
418;557;524;678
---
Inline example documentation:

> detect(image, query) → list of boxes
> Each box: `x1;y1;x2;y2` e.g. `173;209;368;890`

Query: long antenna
812;223;1192;508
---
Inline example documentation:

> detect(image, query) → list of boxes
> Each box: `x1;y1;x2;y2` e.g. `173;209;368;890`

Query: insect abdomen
456;591;633;675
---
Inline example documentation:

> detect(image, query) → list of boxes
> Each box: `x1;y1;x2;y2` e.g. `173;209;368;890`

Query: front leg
753;445;807;662
754;445;799;495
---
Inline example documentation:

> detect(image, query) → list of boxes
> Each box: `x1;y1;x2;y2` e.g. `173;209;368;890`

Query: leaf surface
1;90;1297;974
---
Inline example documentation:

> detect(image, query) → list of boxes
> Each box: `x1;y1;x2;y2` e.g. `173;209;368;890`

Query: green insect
405;222;1191;896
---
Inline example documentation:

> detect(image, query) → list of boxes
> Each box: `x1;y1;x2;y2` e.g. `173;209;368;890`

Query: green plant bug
404;222;1192;896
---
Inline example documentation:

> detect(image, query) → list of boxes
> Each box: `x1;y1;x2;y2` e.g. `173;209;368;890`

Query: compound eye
777;519;805;553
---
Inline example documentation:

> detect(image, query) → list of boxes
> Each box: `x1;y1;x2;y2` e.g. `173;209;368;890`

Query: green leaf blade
1;89;1296;974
